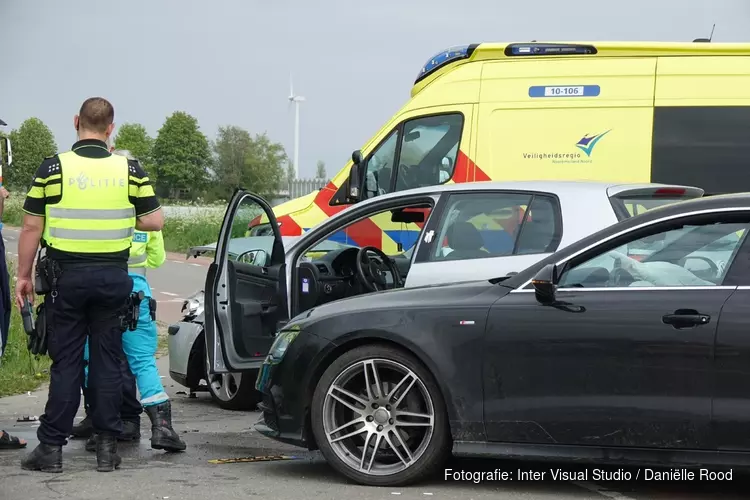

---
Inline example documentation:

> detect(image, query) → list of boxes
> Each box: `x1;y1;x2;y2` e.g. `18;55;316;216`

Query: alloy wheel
209;372;242;402
322;358;435;476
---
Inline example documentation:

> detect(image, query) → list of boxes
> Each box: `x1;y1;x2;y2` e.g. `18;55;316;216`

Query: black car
220;192;750;486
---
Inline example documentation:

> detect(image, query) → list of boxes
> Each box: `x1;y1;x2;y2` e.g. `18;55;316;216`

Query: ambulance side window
363;131;398;200
395;114;463;192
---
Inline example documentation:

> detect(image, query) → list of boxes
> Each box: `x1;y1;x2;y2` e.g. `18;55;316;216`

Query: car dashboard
296;247;409;312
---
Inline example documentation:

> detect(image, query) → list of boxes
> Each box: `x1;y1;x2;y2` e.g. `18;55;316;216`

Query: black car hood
301;279;506;322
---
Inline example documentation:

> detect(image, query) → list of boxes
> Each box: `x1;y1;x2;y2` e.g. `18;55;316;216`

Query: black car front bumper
254;331;333;450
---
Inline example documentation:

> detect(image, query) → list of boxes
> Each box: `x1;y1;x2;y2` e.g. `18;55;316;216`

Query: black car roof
501;192;750;288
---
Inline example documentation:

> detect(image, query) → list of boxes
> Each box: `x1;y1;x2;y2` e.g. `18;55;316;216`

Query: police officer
79;149;185;453
16;97;164;473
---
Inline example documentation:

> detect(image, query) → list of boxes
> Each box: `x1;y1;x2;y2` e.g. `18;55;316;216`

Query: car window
226;197;273;266
428;192;560;261
558;221;750;288
515;196;561;255
362;114;463;200
363;131;398;199
395;114;462;192
305;204;432;259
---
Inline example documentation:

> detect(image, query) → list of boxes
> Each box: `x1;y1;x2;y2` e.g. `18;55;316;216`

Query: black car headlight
267;327;301;362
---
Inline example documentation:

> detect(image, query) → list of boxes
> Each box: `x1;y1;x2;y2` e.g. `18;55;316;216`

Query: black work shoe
71;415;93;438
145;401;186;452
21;443;63;473
95;435;121;472
120;420;141;441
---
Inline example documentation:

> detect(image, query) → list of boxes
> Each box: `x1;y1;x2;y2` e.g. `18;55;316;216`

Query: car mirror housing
532;264;558;304
348;150;363;202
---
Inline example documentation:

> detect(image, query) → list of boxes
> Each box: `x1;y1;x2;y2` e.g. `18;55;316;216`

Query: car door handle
662;309;710;329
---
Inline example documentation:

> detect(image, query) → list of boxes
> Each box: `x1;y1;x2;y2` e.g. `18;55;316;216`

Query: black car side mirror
532;264;558;305
348;150;363;202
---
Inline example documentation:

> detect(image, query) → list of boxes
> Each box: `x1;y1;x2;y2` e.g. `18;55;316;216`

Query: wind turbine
288;75;305;179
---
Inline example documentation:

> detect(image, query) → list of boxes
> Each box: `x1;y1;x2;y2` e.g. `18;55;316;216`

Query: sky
1;0;749;179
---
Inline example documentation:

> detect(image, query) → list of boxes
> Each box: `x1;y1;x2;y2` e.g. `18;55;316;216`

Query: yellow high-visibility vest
43;151;135;253
128;230;166;275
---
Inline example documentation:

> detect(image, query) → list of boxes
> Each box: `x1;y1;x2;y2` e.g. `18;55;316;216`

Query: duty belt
57;260;128;270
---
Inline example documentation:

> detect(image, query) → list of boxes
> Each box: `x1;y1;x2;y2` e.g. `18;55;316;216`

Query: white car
168;180;703;410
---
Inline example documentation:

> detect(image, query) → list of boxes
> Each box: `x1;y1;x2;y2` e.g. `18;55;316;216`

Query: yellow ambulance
250;41;750;252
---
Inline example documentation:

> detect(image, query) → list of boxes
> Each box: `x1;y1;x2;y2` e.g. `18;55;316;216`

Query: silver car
168;180;703;410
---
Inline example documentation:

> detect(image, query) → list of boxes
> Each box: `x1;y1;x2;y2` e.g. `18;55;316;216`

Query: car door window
515;195;561;255
304;204;432;260
395;114;463;192
428;192;561;261
558;221;750;288
363;131;398;199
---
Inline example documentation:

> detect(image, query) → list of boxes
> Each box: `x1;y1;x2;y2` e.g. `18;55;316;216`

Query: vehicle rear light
628;254;645;262
653;188;686;197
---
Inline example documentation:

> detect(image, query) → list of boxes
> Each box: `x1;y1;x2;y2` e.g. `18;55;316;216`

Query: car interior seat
516;206;556;254
445;222;490;260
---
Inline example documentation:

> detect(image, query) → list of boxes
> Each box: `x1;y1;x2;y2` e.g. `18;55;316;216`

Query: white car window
429;193;560;261
558;222;749;288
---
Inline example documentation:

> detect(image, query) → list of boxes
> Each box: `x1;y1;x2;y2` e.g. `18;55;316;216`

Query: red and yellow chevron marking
247;148;493;253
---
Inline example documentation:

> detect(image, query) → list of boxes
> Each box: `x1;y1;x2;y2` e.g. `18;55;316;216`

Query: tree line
4;112;328;202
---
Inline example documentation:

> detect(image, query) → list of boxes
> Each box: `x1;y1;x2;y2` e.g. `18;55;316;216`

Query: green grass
0;264;51;397
2;197;259;255
161;211;225;254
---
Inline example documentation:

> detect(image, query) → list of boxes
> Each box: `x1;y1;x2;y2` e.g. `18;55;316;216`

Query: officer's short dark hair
78;97;114;133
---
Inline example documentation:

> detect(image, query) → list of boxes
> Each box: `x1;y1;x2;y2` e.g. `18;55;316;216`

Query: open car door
205;189;287;373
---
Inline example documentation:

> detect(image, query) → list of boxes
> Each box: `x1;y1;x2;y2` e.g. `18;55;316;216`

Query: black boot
86;420;141;452
85;434;96;452
21;443;63;473
71;415;93;438
95;434;122;472
120;420;141;441
145;401;186;452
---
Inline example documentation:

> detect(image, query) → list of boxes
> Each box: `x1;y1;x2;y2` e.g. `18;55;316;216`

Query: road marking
172;261;184;265
573;481;636;500
189;263;202;267
161;292;179;297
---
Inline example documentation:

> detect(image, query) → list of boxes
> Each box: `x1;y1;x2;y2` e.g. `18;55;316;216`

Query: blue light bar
505;43;597;56
415;44;478;84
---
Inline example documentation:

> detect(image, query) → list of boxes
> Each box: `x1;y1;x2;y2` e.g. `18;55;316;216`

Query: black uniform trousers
81;351;143;423
37;264;133;446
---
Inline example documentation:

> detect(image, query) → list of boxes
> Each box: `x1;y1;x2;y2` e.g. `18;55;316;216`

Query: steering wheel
678;255;720;279
355;246;404;292
610;267;636;287
398;164;419;189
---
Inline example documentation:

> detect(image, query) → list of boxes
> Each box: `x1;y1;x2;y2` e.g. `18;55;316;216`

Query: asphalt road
0;356;747;499
2;227;208;325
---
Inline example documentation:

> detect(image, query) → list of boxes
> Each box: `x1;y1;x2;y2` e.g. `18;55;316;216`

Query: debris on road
208;455;297;464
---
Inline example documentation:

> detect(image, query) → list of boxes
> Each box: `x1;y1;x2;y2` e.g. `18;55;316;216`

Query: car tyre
311;344;451;486
205;351;261;411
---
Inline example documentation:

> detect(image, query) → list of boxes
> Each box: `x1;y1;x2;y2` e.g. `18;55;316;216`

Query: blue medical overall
83;270;168;407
